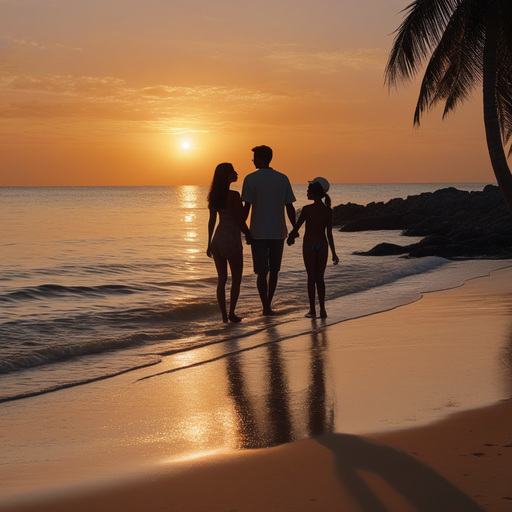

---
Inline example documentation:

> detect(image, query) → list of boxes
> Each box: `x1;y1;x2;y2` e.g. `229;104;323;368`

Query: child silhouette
287;177;339;318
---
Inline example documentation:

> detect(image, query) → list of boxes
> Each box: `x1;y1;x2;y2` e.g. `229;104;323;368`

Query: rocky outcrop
332;185;512;259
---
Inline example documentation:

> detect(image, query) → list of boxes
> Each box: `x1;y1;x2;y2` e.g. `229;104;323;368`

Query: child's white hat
308;177;330;193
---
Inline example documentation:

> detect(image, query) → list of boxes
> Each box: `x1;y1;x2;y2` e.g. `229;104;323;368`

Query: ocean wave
108;300;218;323
2;261;186;281
0;299;221;373
363;256;450;290
312;256;450;302
0;283;151;302
1;259;509;402
0;331;147;373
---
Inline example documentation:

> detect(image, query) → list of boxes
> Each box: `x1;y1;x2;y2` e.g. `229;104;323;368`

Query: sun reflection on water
184;230;197;242
184;213;195;224
178;185;202;253
179;186;199;211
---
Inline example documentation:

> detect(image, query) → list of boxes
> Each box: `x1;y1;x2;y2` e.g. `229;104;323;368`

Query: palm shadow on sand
316;433;483;512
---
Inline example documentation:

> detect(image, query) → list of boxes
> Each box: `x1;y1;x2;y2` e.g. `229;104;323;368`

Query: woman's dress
210;208;243;259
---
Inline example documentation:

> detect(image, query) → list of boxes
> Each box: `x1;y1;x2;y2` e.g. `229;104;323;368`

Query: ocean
2;183;510;404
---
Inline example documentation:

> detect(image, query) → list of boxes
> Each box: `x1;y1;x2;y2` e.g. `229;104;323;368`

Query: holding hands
287;230;299;246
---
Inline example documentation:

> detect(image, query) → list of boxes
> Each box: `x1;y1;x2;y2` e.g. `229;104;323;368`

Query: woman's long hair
207;162;234;210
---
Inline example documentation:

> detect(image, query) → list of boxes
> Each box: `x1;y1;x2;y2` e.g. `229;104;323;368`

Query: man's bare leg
257;273;273;315
268;271;278;313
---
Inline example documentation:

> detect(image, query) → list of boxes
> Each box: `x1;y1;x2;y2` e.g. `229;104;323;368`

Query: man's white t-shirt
241;168;296;239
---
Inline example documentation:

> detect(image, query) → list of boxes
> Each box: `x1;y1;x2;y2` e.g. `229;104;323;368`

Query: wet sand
1;267;512;511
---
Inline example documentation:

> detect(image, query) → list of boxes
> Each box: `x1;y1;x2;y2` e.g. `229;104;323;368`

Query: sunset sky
0;0;495;186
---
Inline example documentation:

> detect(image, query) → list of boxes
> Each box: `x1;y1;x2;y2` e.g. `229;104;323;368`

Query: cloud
0;75;124;96
0;61;371;143
0;73;316;144
267;48;388;73
0;73;294;116
4;36;83;51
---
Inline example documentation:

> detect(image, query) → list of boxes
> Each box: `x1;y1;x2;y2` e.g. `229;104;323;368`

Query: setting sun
0;0;494;186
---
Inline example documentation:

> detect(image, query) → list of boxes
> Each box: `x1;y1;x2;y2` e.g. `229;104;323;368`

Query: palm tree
385;0;512;215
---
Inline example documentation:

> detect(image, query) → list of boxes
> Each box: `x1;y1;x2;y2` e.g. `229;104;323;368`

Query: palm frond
385;0;512;151
385;0;459;88
413;0;485;125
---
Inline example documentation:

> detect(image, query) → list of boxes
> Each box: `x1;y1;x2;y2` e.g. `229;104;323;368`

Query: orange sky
0;0;495;186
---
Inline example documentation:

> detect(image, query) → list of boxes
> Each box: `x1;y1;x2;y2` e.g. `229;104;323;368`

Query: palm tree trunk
483;0;512;216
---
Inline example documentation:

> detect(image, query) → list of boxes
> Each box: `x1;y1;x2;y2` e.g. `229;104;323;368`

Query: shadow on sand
224;321;483;510
316;433;483;511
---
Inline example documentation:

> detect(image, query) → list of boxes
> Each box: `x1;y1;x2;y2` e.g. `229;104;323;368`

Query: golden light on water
179;186;199;248
181;416;211;444
174;350;202;366
179;186;198;210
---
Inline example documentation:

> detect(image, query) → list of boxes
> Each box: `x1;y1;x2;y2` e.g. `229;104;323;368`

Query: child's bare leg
306;274;316;317
316;246;329;318
303;245;317;317
318;281;326;317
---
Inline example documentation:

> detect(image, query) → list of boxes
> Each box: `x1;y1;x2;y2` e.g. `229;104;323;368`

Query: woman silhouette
207;163;252;322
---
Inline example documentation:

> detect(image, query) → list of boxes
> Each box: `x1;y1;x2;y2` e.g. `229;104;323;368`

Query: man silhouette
242;146;296;315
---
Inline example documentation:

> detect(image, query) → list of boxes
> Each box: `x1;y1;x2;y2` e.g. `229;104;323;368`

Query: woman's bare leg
212;251;228;322
227;250;243;322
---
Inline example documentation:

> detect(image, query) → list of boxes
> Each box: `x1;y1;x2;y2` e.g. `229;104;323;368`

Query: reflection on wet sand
266;328;293;447
225;349;264;449
307;323;335;437
225;323;335;450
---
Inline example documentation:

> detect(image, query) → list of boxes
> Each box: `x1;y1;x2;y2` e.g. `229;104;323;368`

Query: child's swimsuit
304;242;327;253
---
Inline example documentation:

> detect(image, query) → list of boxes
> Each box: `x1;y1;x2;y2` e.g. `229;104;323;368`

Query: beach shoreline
2;266;512;511
2;400;511;512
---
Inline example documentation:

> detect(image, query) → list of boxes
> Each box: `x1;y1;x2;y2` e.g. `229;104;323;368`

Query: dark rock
408;245;450;259
341;215;402;232
332;185;512;259
401;213;425;228
355;243;410;256
331;202;367;226
416;235;452;248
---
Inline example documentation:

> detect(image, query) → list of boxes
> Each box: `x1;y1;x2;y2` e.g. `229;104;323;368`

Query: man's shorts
251;239;285;274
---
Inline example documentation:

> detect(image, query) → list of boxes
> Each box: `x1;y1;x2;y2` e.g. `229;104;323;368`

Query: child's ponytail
324;193;331;208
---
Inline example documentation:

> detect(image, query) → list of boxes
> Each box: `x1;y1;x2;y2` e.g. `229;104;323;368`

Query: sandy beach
2;266;512;511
